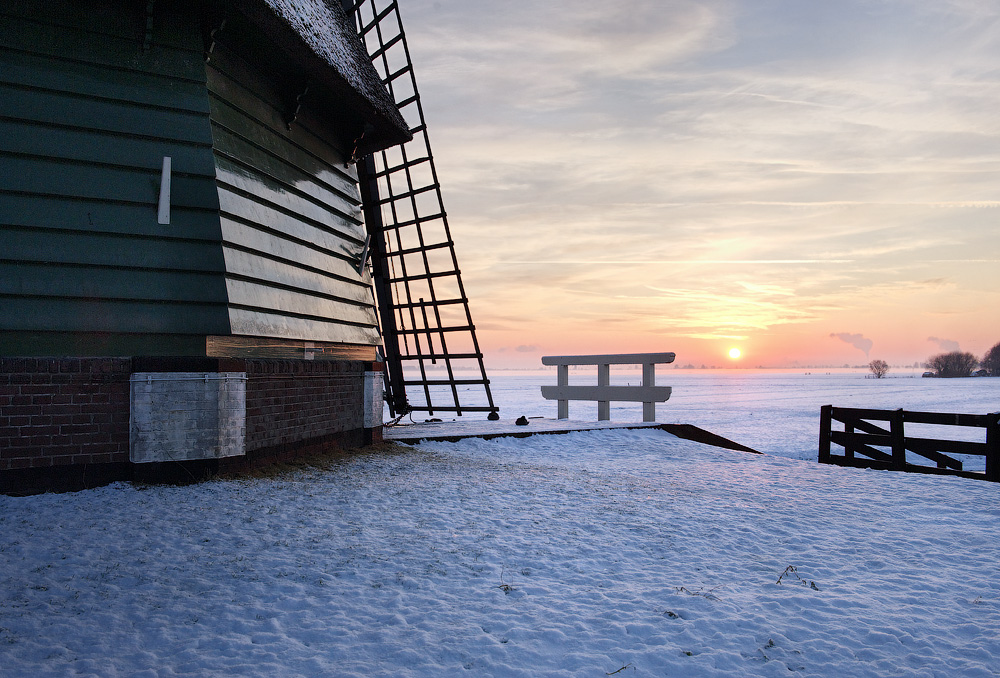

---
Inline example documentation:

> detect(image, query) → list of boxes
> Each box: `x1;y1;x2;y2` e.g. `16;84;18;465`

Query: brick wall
0;358;131;472
244;359;369;455
1;356;380;492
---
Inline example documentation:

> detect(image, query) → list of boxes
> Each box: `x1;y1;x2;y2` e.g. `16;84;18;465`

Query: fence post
818;405;832;464
642;362;656;422
556;364;569;419
597;363;610;421
890;409;906;471
986;413;1000;483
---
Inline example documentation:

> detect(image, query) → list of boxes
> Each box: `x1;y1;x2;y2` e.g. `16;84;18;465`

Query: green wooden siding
0;0;387;356
0;1;230;355
206;32;380;346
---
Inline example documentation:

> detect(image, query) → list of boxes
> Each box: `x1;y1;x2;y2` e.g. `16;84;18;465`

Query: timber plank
0;83;214;145
215;156;357;228
205;45;356;162
210;121;360;206
1;227;226;272
0;297;230;335
0;330;208;357
0;48;209;114
224;279;378;327
222;247;371;303
0;262;228;304
0;194;222;240
540;385;673;402
0;119;215;176
0;154;219;209
206;335;375;361
217;189;361;246
228;308;379;346
0;11;205;81
219;213;364;272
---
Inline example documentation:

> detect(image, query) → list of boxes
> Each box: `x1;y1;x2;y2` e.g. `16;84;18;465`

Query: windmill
343;0;499;421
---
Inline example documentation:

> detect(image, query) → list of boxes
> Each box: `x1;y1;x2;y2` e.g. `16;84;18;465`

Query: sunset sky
396;0;1000;369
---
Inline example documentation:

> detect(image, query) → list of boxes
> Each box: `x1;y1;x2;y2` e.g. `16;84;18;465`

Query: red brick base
1;357;383;494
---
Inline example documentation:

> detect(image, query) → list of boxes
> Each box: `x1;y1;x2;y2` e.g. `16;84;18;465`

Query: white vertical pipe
157;156;171;225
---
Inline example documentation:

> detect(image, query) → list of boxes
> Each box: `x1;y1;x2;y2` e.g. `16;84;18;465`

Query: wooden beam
542;352;675;366
206;335;375;361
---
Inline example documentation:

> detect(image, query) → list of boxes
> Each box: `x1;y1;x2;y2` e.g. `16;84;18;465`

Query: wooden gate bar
820;405;1000;482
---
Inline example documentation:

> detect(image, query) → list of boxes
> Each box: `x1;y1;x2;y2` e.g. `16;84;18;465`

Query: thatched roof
236;0;412;155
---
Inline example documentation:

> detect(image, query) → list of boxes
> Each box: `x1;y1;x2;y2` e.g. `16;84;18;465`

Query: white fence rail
540;352;675;422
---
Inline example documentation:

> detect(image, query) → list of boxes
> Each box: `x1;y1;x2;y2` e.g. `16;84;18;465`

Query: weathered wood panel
228;309;378;346
206;335;376;361
206;33;379;346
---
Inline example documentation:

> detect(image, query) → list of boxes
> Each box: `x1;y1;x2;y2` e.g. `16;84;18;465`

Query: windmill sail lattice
343;0;498;419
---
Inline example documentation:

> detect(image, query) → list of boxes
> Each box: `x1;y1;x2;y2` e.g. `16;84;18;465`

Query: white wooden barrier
540;352;675;422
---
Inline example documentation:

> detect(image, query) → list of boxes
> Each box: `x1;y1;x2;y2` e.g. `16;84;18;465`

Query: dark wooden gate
819;406;1000;482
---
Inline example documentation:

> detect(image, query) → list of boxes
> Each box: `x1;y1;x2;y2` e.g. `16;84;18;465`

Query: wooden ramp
383;418;760;454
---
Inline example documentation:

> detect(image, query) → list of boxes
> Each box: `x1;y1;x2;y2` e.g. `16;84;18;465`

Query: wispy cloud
400;0;1000;365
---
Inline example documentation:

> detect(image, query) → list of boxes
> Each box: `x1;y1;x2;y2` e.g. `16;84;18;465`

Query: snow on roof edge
260;0;410;146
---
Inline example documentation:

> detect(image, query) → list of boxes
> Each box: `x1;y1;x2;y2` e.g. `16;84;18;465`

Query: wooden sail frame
343;0;498;419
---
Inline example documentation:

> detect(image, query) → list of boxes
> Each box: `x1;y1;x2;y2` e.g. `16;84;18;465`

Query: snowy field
2;371;1000;677
483;369;1000;467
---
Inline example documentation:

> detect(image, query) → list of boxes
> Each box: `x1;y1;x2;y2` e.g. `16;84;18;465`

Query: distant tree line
867;340;1000;378
926;340;1000;378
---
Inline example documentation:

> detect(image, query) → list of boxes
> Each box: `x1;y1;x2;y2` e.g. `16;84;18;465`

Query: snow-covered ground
486;369;1000;466
2;372;999;677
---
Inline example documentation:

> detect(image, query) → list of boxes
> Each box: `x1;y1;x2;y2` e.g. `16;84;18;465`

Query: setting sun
728;348;742;359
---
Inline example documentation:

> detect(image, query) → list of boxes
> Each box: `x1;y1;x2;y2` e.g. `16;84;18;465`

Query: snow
487;369;1000;465
2;372;1000;677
